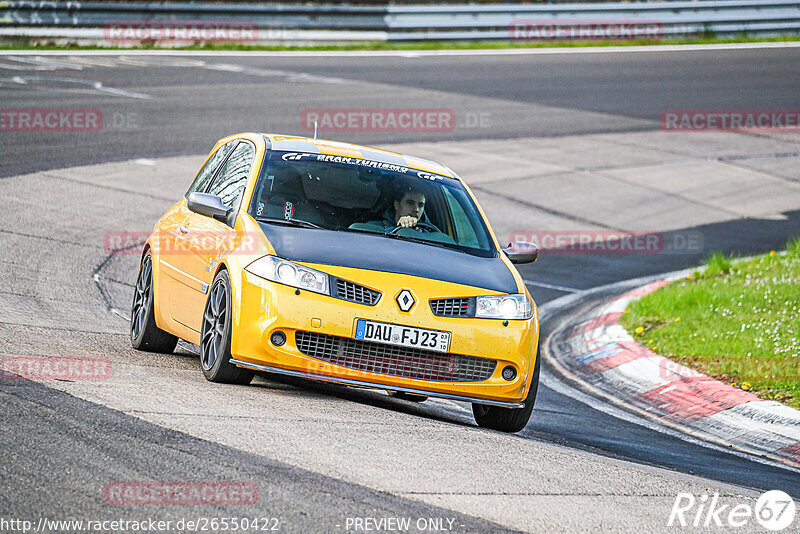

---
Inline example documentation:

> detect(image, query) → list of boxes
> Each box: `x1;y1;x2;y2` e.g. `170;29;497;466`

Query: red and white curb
546;278;800;469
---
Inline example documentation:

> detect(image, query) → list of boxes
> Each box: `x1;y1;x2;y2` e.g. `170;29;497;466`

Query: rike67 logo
668;490;796;531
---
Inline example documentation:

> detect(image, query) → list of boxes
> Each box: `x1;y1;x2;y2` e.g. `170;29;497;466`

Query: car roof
260;133;457;179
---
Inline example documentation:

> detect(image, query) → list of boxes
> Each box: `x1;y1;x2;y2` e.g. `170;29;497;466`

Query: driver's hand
397;215;418;228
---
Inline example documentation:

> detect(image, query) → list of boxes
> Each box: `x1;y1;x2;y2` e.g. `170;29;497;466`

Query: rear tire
200;269;253;385
472;346;541;433
130;251;178;354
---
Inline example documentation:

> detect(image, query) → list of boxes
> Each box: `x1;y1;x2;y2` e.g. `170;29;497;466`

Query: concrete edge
541;269;800;471
2;41;800;57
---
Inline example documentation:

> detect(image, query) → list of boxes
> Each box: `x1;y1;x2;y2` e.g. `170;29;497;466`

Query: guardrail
1;1;799;43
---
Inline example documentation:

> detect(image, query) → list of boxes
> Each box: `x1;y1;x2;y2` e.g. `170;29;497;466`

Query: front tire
130;250;178;353
472;346;541;433
200;269;253;385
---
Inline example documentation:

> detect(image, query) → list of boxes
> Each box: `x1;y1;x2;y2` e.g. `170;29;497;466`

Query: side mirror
502;241;538;264
187;192;232;222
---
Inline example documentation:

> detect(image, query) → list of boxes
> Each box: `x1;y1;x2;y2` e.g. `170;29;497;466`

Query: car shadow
249;370;478;428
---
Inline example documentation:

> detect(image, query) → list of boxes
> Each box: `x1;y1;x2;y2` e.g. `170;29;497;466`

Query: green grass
620;238;800;409
1;35;800;52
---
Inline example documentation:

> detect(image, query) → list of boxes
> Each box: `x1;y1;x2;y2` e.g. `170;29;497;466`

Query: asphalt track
2;46;800;178
1;47;800;532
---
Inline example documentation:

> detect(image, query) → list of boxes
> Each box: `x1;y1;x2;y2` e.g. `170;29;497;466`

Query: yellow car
130;133;540;432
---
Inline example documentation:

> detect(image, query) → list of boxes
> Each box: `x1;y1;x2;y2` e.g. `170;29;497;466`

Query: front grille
430;297;475;317
295;331;496;382
332;278;381;306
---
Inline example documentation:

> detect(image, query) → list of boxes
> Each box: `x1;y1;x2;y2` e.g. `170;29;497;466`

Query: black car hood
258;223;518;294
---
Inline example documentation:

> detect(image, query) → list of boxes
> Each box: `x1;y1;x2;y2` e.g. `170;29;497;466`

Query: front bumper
230;265;539;405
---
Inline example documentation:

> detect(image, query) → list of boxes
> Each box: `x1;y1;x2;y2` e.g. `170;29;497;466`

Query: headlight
475;294;532;320
245;256;329;295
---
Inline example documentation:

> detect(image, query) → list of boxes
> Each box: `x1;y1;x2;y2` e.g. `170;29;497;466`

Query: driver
368;184;440;232
349;183;440;233
393;186;427;229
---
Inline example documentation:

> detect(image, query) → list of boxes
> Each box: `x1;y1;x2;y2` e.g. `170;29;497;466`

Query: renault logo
395;290;415;312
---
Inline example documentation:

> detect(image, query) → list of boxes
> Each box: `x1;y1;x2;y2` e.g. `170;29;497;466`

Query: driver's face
394;191;426;221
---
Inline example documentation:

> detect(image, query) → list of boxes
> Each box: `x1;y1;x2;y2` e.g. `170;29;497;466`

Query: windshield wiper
255;217;323;229
380;231;456;251
342;226;484;255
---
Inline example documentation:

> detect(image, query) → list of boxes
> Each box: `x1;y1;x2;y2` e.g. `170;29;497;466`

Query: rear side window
185;141;237;197
206;141;255;211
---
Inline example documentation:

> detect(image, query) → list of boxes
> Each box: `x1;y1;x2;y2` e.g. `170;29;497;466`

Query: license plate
354;319;451;353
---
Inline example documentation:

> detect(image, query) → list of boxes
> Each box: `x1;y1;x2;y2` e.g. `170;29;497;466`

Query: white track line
523;279;581;293
2;41;800;57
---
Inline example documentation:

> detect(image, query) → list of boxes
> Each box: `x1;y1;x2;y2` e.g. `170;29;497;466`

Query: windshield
248;150;496;257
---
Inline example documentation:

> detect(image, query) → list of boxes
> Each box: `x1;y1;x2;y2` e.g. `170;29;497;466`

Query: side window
206;141;255;212
443;187;482;249
185;141;237;197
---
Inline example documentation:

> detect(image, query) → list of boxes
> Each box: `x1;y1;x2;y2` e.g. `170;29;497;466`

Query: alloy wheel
201;279;227;371
131;255;152;340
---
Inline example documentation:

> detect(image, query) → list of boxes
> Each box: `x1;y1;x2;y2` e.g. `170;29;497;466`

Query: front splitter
230;358;526;409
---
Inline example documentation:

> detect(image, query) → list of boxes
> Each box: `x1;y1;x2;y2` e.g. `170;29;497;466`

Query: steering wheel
387;221;439;234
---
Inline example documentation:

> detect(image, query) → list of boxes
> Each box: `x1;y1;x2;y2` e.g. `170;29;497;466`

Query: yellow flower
731;382;737;388
777;394;784;399
635;326;644;334
741;382;751;391
770;250;776;256
648;339;654;344
674;317;681;322
687;274;693;279
624;310;630;314
653;346;657;351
